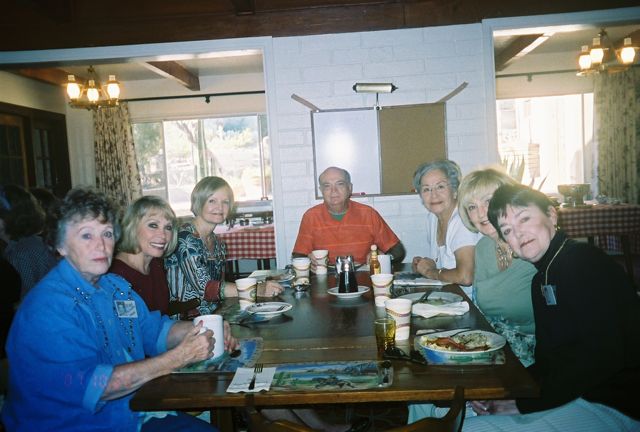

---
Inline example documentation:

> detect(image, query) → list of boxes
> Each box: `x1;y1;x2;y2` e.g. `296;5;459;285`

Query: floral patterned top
165;222;227;316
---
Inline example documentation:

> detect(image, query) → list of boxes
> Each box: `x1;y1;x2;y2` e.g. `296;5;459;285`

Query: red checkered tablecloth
214;224;276;261
557;204;640;254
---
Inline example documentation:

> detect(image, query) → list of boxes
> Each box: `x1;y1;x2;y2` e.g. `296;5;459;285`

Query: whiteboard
311;108;381;196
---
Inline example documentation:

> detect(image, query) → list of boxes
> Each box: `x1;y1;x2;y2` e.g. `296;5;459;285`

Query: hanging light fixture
66;66;121;109
577;29;638;76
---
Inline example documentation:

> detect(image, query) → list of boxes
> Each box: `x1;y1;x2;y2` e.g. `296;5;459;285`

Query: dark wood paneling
0;0;638;52
0;102;71;198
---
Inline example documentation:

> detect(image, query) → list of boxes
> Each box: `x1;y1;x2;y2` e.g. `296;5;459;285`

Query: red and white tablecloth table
214;224;276;277
557;204;640;279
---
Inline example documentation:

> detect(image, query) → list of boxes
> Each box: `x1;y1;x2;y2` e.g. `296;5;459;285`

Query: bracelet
437;268;443;279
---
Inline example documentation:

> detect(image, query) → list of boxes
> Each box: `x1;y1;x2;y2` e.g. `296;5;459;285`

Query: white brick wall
271;23;493;265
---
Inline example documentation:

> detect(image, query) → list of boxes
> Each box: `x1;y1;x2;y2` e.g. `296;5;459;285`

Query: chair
247;386;465;432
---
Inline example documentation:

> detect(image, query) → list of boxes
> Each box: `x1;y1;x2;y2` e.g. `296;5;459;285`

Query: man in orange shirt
292;166;405;267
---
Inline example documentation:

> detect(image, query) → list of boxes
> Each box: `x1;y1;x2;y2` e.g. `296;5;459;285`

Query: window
133;114;271;216
496;94;593;195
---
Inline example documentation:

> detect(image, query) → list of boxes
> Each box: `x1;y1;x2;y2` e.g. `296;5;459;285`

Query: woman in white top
411;160;481;297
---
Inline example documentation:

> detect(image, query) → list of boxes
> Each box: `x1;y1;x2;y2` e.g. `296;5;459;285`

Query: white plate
327;286;370;299
398;291;462;304
417;330;506;355
246;302;292;318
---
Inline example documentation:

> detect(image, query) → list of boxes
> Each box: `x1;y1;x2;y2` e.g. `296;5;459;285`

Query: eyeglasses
382;346;428;365
420;182;449;194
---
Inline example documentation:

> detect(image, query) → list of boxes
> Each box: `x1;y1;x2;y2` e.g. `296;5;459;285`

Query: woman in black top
461;184;640;431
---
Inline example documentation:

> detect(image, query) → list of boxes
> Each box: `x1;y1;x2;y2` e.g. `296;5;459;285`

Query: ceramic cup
385;298;412;341
311;249;329;275
378;254;392;274
292;257;311;278
371;273;394;298
193;314;225;359
235;277;257;310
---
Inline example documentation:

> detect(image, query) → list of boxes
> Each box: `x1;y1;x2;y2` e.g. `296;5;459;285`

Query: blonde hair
191;176;235;217
457;167;518;232
118;196;178;257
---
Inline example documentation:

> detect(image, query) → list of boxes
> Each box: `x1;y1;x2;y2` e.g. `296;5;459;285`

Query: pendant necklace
543;238;569;285
540;238;568;306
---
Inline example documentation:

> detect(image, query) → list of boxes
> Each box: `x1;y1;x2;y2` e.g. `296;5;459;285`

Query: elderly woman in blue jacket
1;188;236;431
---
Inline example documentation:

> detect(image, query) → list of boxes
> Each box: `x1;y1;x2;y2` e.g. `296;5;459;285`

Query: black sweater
516;231;640;420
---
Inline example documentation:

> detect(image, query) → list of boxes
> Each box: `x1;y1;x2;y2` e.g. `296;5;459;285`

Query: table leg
621;236;635;283
210;407;234;430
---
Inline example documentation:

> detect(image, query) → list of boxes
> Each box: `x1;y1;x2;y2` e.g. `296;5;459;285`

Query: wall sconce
353;82;397;108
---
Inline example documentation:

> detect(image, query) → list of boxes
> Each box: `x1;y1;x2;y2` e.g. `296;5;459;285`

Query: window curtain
594;68;640;204
94;102;142;209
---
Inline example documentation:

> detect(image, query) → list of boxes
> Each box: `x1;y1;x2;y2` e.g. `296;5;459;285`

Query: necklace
73;277;137;360
495;241;513;271
544;238;569;285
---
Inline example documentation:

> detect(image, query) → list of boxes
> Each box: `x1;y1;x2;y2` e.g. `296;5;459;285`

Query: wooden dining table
130;269;538;428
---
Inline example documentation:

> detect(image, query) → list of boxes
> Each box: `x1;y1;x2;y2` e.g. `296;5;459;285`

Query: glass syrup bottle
369;244;381;275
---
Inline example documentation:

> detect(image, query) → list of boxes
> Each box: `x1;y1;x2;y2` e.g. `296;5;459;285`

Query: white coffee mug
193;314;225;359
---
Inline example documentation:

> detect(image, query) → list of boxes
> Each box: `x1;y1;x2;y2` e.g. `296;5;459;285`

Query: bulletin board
311;102;447;196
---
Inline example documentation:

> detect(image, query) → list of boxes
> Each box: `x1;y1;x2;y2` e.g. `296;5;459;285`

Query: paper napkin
412;301;469;319
227;366;276;393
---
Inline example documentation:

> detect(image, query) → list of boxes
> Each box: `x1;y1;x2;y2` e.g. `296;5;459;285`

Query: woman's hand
174;322;216;366
470;400;520;416
223;320;239;352
258;280;284;297
413;256;436;276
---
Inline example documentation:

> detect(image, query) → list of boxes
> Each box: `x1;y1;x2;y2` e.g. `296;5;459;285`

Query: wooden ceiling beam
10;67;78;87
143;61;200;91
230;0;256;16
494;34;545;72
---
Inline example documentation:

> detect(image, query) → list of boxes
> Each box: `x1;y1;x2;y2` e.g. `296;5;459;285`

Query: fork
248;363;263;390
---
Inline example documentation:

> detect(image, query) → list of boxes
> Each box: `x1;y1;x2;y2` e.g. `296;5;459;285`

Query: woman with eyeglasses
411;160;481;297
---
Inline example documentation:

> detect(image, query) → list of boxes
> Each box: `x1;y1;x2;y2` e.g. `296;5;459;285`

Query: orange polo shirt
292;200;400;264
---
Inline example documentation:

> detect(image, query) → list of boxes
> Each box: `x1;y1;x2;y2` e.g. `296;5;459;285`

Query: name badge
541;285;557;306
115;300;138;318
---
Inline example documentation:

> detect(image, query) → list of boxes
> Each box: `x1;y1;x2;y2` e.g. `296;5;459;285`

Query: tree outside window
133;114;271;216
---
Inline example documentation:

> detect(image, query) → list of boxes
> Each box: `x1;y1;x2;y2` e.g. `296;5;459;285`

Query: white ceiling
495;23;640;75
62;49;264;83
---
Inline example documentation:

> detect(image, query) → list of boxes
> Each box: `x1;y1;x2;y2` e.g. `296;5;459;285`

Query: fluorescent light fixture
352;83;398;93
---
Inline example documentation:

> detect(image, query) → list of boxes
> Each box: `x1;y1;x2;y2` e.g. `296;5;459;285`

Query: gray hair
56;188;120;249
318;166;351;186
412;159;462;192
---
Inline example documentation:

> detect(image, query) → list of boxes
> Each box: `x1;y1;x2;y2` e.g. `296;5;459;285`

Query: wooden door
0;113;28;187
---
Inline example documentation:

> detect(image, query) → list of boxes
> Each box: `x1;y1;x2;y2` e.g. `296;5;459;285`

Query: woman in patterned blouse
165;176;282;317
